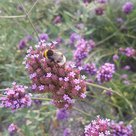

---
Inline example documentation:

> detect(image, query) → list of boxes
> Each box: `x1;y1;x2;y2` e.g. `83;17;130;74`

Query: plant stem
31;97;52;101
18;0;40;41
96;31;118;46
73;107;91;117
28;0;39;15
0;15;25;18
86;82;135;113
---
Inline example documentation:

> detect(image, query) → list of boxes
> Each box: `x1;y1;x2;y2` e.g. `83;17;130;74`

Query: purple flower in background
8;123;18;134
113;54;119;61
18;39;27;50
53;15;62;24
123;80;130;85
105;89;113;97
70;33;81;44
119;47;136;57
120;74;128;79
84;116;134;136
63;128;71;136
74;39;95;66
123;65;130;70
56;37;63;44
33;99;42;105
83;0;92;4
26;35;33;42
122;2;134;14
96;63;115;83
95;7;104;15
1;82;32;111
84;116;110;136
39;33;49;41
116;17;124;24
83;63;97;75
110;121;133;135
18;35;33;50
56;108;69;120
97;0;107;4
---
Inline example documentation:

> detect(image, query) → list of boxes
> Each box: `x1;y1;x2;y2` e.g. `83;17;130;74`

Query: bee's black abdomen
47;50;53;57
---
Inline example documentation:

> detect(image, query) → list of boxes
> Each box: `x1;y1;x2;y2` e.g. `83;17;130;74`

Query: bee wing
58;55;66;66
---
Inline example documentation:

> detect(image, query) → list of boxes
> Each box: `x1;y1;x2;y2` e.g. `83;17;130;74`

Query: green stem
128;116;136;125
73;107;91;117
28;0;39;15
18;0;40;41
86;82;135;113
96;31;118;46
31;97;52;101
0;15;25;18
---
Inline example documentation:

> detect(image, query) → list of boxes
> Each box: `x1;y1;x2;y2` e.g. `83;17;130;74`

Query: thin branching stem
18;0;40;41
73;107;91;117
86;82;135;114
31;97;52;101
28;0;39;15
0;15;25;18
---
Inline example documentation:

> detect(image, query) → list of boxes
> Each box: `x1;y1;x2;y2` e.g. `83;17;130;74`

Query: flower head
95;7;104;15
119;47;136;57
1;82;31;111
110;121;133;135
56;108;69;120
24;41;86;109
84;116;110;136
96;63;115;83
74;39;95;66
83;63;97;75
70;33;81;44
122;2;133;14
84;116;134;136
8;123;18;134
113;54;119;61
39;33;49;42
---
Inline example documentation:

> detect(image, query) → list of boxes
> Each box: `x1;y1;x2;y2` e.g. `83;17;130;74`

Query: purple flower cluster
110;121;133;136
74;39;95;66
24;42;86;109
84;116;111;136
122;2;134;14
1;82;32;111
8;123;18;134
83;63;97;75
39;33;49;42
18;35;32;50
95;7;104;15
96;63;115;83
70;33;81;44
56;108;69;120
84;116;134;136
113;54;119;61
119;47;136;58
63;128;71;136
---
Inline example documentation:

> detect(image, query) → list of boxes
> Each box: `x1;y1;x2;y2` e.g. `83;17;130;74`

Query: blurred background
0;0;136;136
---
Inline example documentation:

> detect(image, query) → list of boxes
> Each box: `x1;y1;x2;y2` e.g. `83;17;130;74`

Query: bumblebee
43;49;66;66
